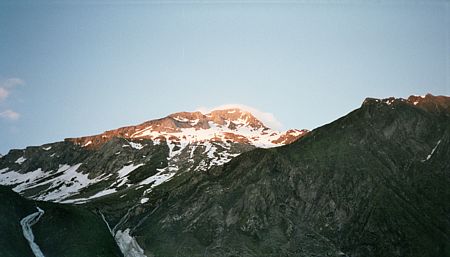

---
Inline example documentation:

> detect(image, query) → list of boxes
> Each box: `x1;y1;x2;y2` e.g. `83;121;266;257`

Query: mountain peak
66;108;307;149
163;108;266;131
1;107;308;204
207;108;266;129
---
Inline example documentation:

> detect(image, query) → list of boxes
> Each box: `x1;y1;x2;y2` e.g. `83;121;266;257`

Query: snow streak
20;207;46;257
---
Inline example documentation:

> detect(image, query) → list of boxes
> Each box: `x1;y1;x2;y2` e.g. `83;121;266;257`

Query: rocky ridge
0;108;307;205
363;93;450;114
67;108;307;148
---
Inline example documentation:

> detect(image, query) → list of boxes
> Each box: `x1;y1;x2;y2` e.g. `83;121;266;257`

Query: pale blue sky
0;0;449;154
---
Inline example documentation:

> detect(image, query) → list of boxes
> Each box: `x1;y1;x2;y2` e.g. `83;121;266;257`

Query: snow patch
61;188;118;204
82;141;92;147
190;119;200;125
62;163;144;203
118;163;144;178
139;168;176;195
172;116;190;122
15;156;26;164
115;229;147;257
0;168;48;187
0;163;102;202
140;170;175;187
423;140;441;162
115;163;145;188
31;164;96;201
287;130;304;137
129;142;144;150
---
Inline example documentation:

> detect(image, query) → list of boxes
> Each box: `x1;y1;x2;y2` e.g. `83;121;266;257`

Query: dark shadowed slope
0;186;123;257
108;95;450;257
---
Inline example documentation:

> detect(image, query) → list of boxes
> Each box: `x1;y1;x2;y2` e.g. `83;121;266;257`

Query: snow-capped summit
0;108;307;204
67;108;308;149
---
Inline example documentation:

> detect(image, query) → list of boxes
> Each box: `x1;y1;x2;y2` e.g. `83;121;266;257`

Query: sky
0;0;449;154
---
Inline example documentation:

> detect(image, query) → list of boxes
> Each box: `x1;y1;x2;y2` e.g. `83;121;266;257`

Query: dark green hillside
116;96;450;257
0;186;122;257
0;186;37;257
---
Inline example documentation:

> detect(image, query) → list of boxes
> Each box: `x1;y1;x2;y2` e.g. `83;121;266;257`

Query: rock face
0;108;307;204
1;95;450;257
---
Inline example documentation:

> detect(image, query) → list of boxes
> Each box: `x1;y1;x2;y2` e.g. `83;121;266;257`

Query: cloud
0;78;24;88
0;78;24;121
0;78;24;102
0;87;9;102
196;104;283;130
0;110;20;121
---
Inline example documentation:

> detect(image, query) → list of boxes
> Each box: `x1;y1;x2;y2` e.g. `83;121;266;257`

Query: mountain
67;108;305;148
0;108;307;205
93;94;450;257
1;94;449;257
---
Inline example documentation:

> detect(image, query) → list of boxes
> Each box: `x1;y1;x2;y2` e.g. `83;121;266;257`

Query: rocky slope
94;94;450;257
0;108;307;205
